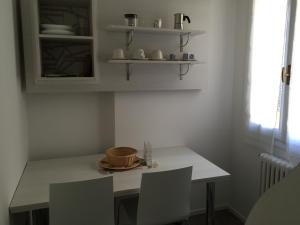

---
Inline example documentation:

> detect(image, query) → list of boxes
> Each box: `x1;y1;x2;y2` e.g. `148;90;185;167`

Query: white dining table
10;146;230;225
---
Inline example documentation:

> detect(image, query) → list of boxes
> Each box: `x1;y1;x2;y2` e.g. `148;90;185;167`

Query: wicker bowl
106;147;138;167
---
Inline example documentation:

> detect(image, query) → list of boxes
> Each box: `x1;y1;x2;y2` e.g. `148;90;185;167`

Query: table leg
206;182;215;225
29;210;33;225
114;198;120;225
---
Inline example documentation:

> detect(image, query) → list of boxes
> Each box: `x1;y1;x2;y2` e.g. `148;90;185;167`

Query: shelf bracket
126;64;131;81
126;30;134;50
179;64;190;80
180;33;191;52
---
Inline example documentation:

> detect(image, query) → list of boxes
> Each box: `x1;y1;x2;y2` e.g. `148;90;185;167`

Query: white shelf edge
39;34;94;41
107;59;204;65
106;25;205;36
36;76;96;82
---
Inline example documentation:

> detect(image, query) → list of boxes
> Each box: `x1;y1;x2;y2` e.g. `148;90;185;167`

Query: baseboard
227;205;247;223
190;204;246;223
190;204;230;216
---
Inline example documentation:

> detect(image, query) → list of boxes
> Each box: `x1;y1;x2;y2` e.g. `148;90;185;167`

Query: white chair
50;176;115;225
246;164;300;225
119;166;193;225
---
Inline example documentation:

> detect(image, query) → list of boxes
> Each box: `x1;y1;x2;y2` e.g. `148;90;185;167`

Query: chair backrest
246;164;300;225
137;166;193;225
50;176;114;225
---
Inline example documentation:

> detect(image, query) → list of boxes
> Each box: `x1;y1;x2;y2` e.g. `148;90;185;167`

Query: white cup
112;49;125;59
133;49;146;59
151;49;164;60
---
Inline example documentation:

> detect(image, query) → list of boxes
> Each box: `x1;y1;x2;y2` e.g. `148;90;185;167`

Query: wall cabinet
20;0;99;92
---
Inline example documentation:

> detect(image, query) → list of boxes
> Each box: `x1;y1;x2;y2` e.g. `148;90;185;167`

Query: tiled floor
190;210;244;225
119;196;244;225
15;207;244;225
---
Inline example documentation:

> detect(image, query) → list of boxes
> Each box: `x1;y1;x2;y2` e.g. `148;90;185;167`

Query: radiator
259;153;294;195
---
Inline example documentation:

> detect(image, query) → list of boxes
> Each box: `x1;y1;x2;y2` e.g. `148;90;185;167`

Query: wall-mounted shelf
106;25;205;51
106;24;206;81
108;59;203;64
106;25;206;36
35;76;97;84
108;59;205;80
39;34;94;42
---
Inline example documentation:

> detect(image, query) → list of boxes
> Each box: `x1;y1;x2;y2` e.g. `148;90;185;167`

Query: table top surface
10;146;230;213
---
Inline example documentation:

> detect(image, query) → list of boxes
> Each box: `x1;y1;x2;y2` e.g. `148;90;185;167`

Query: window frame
274;0;297;150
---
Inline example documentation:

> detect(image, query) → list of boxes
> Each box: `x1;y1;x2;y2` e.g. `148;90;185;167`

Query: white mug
112;49;125;59
151;49;164;60
133;49;146;59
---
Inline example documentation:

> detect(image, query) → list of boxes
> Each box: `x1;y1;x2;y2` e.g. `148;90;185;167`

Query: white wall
27;93;115;160
231;0;264;218
0;0;28;224
115;0;237;211
26;0;241;215
0;0;263;221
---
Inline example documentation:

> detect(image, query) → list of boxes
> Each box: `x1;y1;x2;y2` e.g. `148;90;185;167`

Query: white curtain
247;0;288;153
249;0;287;130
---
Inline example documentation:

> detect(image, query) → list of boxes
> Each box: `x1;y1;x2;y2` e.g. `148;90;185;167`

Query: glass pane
40;39;93;78
288;2;300;147
249;0;288;128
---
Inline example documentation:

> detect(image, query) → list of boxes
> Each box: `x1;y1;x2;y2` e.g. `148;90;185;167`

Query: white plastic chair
246;164;300;225
50;176;115;225
120;166;193;225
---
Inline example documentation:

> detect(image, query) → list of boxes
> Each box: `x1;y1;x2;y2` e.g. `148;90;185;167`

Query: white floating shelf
39;34;93;41
106;25;205;36
108;59;204;64
108;59;204;81
36;76;96;84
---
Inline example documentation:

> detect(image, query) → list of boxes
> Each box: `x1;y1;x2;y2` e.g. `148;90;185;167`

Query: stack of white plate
41;24;75;35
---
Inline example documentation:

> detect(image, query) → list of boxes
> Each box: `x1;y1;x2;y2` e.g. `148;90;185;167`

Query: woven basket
106;147;137;167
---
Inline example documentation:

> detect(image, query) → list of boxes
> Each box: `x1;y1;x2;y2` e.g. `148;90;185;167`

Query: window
287;1;300;150
249;0;288;129
249;0;299;154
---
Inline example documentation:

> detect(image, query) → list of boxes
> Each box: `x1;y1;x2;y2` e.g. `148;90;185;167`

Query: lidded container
124;14;138;27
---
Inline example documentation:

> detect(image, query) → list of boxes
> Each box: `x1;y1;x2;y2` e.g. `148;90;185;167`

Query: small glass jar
124;14;138;27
